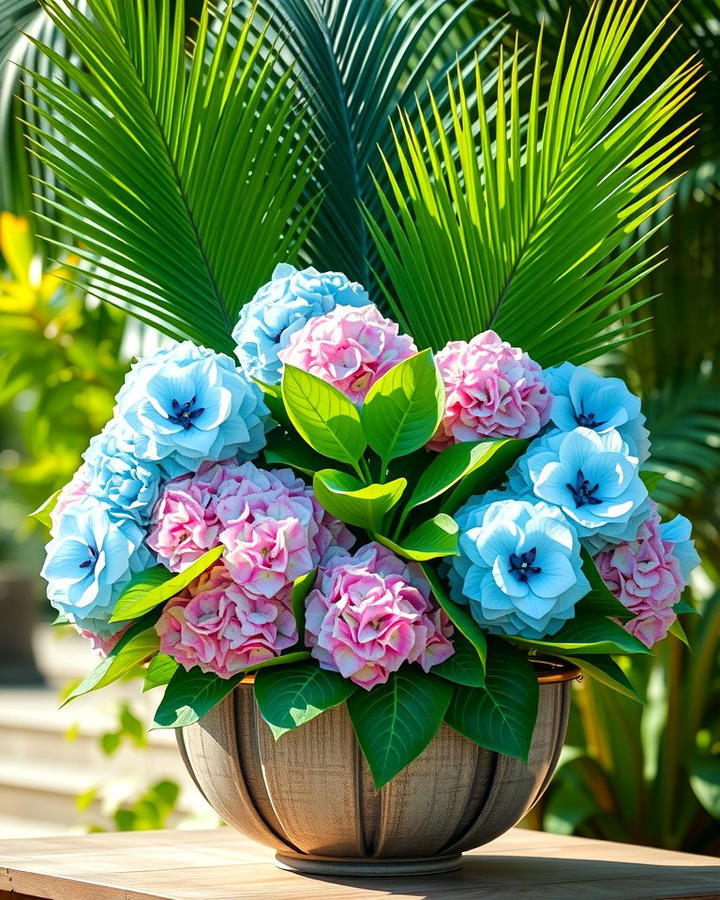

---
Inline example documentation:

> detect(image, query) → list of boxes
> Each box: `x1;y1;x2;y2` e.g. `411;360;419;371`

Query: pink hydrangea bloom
595;504;685;648
51;464;90;532
147;460;354;581
429;331;551;451
155;563;297;679
277;304;417;405
76;623;129;658
305;542;454;689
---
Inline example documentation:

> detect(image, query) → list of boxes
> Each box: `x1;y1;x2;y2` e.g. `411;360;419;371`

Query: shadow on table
298;854;720;899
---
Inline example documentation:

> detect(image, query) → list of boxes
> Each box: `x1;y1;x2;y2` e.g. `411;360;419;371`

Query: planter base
274;851;462;877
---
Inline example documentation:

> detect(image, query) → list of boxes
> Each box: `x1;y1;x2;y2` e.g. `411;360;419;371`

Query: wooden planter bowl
178;659;579;876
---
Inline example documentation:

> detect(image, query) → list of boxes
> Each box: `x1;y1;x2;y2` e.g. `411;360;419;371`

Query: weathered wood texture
178;678;571;868
0;827;718;899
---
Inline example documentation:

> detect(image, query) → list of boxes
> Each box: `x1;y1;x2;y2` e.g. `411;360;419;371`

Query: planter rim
236;657;581;687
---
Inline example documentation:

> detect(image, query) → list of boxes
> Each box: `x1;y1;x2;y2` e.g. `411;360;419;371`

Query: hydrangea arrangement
37;268;699;790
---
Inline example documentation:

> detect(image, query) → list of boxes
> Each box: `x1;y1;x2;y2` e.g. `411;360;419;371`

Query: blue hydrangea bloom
115;341;270;474
41;497;153;631
661;514;701;582
448;495;590;639
543;362;650;462
84;422;161;523
232;263;369;384
517;427;649;542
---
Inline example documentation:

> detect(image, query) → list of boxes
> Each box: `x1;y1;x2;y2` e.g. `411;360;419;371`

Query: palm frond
222;0;507;285
23;0;321;354
367;0;701;365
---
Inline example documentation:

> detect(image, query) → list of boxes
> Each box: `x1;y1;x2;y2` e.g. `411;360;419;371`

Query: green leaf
674;598;698;615
233;3;500;283
690;756;720;820
153;652;312;728
361;349;443;468
142;653;179;693
579;549;630;619
263;431;335;477
110;547;224;623
375;514;458;561
63;616;160;705
421;563;487;672
406;439;524;516
290;569;316;643
433;632;486;687
560;655;641;703
347;669;452;789
668;618;690;646
439;440;527;515
153;667;241;729
254;662;356;739
511;616;652;656
29;487;61;529
282;366;366;470
27;2;321;353
445;638;538;762
639;469;665;495
367;5;699;365
313;469;406;531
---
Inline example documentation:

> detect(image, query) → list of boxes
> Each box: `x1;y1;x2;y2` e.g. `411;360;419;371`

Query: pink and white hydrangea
147;460;355;591
594;502;699;647
277;304;417;405
305;542;454;689
155;563;297;679
429;331;552;451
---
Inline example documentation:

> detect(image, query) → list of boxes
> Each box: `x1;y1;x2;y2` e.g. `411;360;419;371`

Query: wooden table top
0;827;718;899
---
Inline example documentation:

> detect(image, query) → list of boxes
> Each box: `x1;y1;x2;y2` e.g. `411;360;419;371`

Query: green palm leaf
367;0;700;365
224;0;506;285
23;0;322;353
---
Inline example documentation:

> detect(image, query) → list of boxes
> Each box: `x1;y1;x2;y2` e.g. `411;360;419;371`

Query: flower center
574;403;605;429
167;396;205;430
566;468;603;507
508;548;541;583
79;544;98;570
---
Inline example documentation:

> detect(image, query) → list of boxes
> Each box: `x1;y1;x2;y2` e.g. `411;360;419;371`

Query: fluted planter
178;660;579;876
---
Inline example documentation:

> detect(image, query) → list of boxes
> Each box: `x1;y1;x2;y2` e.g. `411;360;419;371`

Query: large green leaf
512;616;652;656
347;668;452;790
254;662;356;740
578;549;631;620
282;366;366;472
422;563;486;673
63;615;161;705
375;514;458;562
313;469;406;532
142;652;180;693
153;652;312;728
29;486;61;530
110;547;224;623
404;439;524;518
560;654;641;703
433;632;486;688
263;431;335;478
445;638;538;761
439;440;527;515
26;0;321;353
367;2;700;364
361;349;444;470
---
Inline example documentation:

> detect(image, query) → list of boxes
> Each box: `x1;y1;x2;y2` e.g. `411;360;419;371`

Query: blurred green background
0;0;718;850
